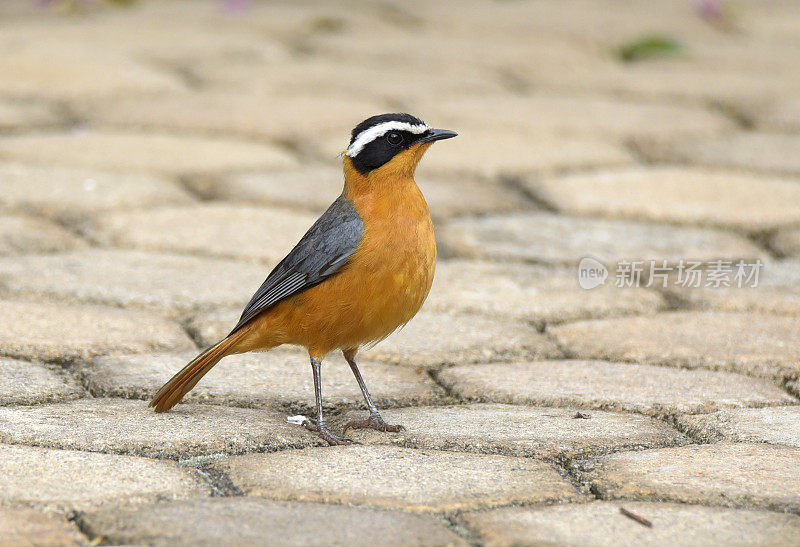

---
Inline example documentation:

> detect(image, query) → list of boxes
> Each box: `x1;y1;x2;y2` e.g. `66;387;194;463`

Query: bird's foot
302;418;355;446
343;413;405;434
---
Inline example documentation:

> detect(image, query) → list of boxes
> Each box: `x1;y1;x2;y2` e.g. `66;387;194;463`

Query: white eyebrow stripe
345;121;430;157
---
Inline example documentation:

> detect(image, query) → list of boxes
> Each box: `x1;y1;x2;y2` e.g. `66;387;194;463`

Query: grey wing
227;195;364;336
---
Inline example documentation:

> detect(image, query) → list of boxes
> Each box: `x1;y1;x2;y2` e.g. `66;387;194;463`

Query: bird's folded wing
228;195;364;336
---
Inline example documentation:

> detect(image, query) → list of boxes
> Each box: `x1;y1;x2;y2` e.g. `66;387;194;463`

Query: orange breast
241;172;436;358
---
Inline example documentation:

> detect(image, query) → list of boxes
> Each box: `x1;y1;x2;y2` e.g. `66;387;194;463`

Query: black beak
418;128;458;144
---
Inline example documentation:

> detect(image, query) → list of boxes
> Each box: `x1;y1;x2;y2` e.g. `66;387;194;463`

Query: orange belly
239;176;436;358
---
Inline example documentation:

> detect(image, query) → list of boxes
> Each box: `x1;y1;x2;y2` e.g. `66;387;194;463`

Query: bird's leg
302;356;354;446
342;350;405;434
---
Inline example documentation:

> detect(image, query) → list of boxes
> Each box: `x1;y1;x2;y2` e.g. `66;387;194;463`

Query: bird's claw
302;418;356;446
343;413;405;435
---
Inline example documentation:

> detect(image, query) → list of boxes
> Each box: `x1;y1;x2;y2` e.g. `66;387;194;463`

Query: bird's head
343;113;457;181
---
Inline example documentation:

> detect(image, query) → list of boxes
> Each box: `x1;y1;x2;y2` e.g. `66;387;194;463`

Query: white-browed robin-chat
151;113;457;445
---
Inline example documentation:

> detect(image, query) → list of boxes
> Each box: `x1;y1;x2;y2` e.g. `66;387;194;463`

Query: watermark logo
578;258;763;290
578;256;609;289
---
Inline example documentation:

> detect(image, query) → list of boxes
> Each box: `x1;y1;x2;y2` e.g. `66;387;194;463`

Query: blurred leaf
309;16;346;34
616;35;683;62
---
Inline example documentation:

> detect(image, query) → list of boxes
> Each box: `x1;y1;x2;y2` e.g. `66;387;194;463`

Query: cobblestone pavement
1;0;800;545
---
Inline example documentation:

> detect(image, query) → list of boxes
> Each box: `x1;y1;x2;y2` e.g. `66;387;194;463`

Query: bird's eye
386;132;403;145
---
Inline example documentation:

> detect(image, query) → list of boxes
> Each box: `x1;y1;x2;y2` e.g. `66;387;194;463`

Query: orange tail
150;333;242;412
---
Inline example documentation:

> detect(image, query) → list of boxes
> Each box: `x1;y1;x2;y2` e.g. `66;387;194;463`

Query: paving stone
195;55;506;104
530;60;800;115
0;99;61;131
745;3;800;45
688;39;800;77
0;300;195;362
409;10;594;56
186;167;343;212
415;174;526;219
677;260;800;317
80;498;465;547
529;167;800;231
360;309;559;367
771;228;800;258
190;306;557;368
78;91;387;143
0;444;207;512
0;0;46;17
83;204;316;264
185;308;243;347
0;250;265;316
436;361;794;415
418;94;733;141
0;162;193;222
321;129;632;178
0;398;320;458
0;215;86;255
439;213;764;265
0;507;86;547
462;501;800;547
587;443;800;513
400;131;633;179
0;131;297;175
342;403;684;458
641;133;800;177
427;260;663;325
549;311;800;380
757;97;800;132
506;21;799;107
2;15;287;69
0;50;181;100
77;349;444;412
191;167;524;219
676;406;800;447
417;1;711;47
211;445;583;513
308;25;583;77
0;357;84;405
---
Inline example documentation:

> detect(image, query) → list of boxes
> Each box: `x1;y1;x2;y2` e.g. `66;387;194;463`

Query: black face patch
350;129;420;175
348;113;429;175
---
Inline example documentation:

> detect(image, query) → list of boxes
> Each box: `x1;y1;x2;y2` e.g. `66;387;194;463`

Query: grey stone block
0;444;208;512
550;311;800;380
437;360;793;415
462;501;800;547
211;445;583;513
341;403;685;458
0;357;84;405
588;443;800;512
0;398;322;459
0;300;195;362
80;498;466;546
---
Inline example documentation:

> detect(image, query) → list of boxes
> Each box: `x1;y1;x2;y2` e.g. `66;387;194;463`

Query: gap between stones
706;99;756;130
191;464;243;497
498;173;559;213
440;514;480;546
748;226;790;259
145;58;206;90
624;138;658;166
5;97;86;132
67;511;100;546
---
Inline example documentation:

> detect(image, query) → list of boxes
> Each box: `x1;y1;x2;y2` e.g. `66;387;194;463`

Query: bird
150;113;457;445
